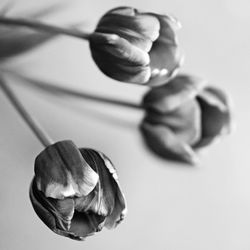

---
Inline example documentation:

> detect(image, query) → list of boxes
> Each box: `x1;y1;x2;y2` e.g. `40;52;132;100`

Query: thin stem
14;74;143;110
53;87;143;110
0;77;54;147
0;17;91;40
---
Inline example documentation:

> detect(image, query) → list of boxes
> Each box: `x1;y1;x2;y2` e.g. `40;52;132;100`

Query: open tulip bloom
141;74;232;164
1;76;126;241
30;140;127;240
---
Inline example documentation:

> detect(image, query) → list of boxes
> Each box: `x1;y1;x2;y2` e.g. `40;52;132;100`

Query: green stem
0;17;91;40
0;77;54;147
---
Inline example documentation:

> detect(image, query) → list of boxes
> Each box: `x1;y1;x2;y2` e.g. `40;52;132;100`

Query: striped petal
30;178;82;240
78;149;116;216
90;33;151;84
77;149;127;227
34;140;99;199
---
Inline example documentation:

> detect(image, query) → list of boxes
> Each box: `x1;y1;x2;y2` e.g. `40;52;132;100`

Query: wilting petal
195;87;232;147
34;140;99;199
145;99;202;146
140;121;199;164
143;74;206;113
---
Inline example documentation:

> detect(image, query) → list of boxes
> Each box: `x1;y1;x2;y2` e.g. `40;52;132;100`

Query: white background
0;0;250;249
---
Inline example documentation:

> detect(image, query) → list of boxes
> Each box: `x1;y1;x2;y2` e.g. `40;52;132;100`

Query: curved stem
13;74;143;110
0;77;54;147
0;17;91;40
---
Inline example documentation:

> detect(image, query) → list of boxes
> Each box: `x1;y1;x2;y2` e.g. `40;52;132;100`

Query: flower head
30;140;126;240
89;6;183;86
141;74;232;164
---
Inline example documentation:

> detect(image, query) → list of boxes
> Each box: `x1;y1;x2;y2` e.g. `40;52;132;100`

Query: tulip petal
78;149;116;216
147;57;183;87
32;180;75;232
101;6;160;40
146;14;183;86
30;178;57;231
35;140;99;199
195;87;232;148
90;33;151;84
77;149;127;228
74;191;99;213
46;197;75;231
96;7;160;52
90;47;151;84
143;74;206;113
145;99;202;146
69;211;105;240
90;33;150;66
98;152;127;228
30;178;82;240
105;6;136;16
30;178;107;241
140;121;199;164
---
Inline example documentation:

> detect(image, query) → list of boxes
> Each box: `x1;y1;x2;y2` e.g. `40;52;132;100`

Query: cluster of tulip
0;6;232;241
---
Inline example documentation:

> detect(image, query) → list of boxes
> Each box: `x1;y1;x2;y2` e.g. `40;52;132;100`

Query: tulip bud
141;75;232;164
30;140;127;240
89;6;183;87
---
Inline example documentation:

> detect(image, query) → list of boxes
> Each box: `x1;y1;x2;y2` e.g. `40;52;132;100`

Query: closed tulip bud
30;140;127;240
141;75;232;164
89;6;183;86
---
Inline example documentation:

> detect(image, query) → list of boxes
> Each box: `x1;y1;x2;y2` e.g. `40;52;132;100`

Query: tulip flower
140;74;232;164
0;6;183;86
89;6;183;86
12;73;233;165
30;140;127;240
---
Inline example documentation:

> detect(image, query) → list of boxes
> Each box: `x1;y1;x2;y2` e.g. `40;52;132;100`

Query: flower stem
0;77;54;147
15;74;143;110
0;17;91;40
